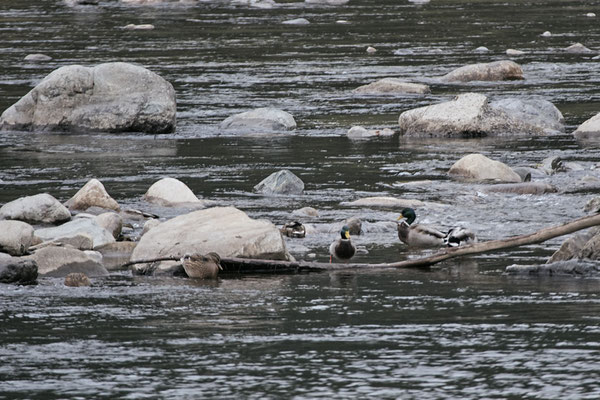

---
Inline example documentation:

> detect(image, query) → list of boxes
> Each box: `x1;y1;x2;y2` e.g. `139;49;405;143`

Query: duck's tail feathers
443;227;477;247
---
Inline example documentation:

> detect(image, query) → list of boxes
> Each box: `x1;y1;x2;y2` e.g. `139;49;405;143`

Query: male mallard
397;207;476;248
181;252;223;279
329;225;356;263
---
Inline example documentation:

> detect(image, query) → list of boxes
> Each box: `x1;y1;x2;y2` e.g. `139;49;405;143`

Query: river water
2;0;600;398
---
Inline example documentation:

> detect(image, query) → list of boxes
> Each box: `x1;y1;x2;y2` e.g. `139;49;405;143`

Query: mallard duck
397;207;476;248
180;252;223;279
329;225;356;263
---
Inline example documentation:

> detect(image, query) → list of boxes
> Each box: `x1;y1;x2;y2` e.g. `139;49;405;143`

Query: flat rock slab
26;246;108;277
354;78;430;94
441;60;523;82
341;196;425;208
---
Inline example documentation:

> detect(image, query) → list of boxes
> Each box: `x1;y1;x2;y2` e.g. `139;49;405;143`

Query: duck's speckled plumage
397;208;476;248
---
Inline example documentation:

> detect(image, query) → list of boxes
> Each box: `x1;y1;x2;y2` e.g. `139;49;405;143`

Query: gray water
2;0;600;398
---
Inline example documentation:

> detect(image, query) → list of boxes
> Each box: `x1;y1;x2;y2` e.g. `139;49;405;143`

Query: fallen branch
121;213;600;273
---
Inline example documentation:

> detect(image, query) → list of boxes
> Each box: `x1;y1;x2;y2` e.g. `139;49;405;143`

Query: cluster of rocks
1;175;298;285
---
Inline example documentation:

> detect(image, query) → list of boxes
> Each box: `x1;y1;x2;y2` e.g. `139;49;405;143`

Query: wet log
121;213;600;272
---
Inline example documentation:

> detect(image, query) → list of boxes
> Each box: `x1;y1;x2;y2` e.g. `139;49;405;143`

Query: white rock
144;177;201;206
506;49;525;56
0;220;34;256
0;193;71;224
282;18;310;25
142;219;161;235
340;197;425;208
130;206;291;274
347;126;395;139
474;46;489;52
65;179;120;211
123;24;155;30
586;13;596;17
95;212;122;239
573;112;600;140
27;246;108;277
24;53;52;61
254;170;304;195
565;43;592;53
448;154;522;183
366;46;377;54
35;218;116;249
541;31;552;37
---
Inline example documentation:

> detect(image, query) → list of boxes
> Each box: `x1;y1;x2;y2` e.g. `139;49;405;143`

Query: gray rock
506;260;600;276
547;227;600;263
95;212;122;239
483;182;557;194
573;112;600;140
354;78;430;95
565;43;592;54
130;206;291;275
27;246;108;277
0;257;38;284
506;49;525;56
144;177;202;206
539;156;567;175
490;97;564;134
305;0;349;4
0;220;34;256
123;24;155;30
448;154;522;183
142;219;161;235
254;169;305;195
24;53;52;62
95;242;137;270
292;206;319;217
512;167;532;182
584;197;600;214
0;62;176;134
35;218;116;249
220;108;296;132
0;193;71;224
440;60;523;82
398;93;559;137
64;179;120;212
64;272;91;287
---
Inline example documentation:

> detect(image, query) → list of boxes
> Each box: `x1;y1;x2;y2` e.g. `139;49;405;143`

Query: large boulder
144;177;202;206
35;218;116;249
130;206;291;274
398;93;560;137
440;60;523;82
0;193;71;225
27;246;108;277
573;112;600;140
0;62;176;134
0;257;38;284
353;78;430;95
0;220;34;256
220;108;296;132
448;154;522;183
64;179;120;211
254;169;305;195
490;97;564;134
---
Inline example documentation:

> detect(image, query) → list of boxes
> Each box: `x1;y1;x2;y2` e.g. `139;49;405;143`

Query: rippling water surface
2;0;600;398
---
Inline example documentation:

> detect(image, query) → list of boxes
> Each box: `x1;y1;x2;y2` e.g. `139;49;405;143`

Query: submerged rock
282;18;310;25
398;93;562;137
220;108;296;132
0;193;71;225
483;182;557;195
64;272;91;287
24;53;52;62
506;260;600;276
440;60;523;82
347;126;395;139
506;49;525;56
0;220;34;256
573;112;600;140
564;43;592;54
0;257;38;284
354;78;430;94
448;154;521;183
0;62;176;134
130;206;292;275
64;179;120;212
341;196;425;208
254;169;304;195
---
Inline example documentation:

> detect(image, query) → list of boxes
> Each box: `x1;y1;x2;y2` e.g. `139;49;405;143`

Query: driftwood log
122;213;600;273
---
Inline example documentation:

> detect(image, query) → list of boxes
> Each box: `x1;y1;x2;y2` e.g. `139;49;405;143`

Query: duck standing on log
397;207;476;247
329;225;356;263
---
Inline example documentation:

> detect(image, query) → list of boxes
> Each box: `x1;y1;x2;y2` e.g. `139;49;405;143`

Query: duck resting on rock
397;207;477;248
329;225;356;263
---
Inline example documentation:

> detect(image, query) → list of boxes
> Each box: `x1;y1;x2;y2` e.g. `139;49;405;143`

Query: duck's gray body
397;220;446;247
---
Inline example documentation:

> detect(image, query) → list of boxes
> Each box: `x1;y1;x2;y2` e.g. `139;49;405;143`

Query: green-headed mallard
329;225;356;263
397;207;476;248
